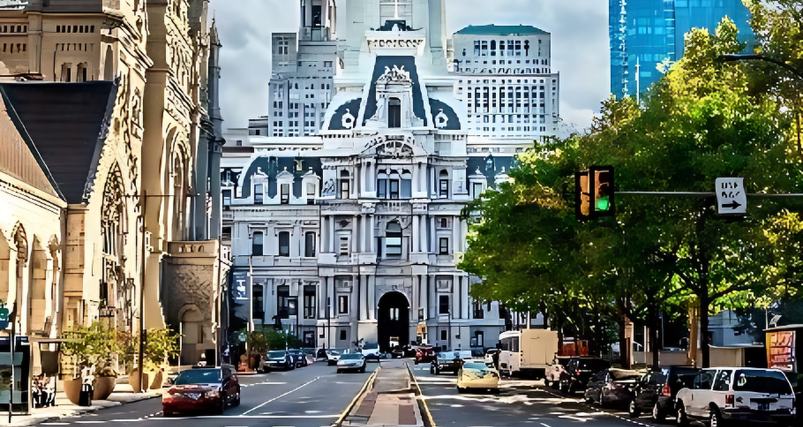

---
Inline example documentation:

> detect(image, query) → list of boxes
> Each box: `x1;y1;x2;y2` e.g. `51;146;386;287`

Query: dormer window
306;183;316;205
439;170;450;198
281;184;290;204
339;170;350;199
254;184;264;204
388;98;401;128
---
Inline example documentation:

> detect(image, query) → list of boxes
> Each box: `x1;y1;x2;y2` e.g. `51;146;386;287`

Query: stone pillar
412;163;420;195
327;277;335;318
461;219;468;252
420;163;428;193
360;162;366;197
419;216;426;254
429;217;436;253
461;276;470;320
370;215;376;253
329;216;335;253
368;275;376;320
318;280;326;319
411;215;419;252
452;216;459;254
321;216;328;254
352;216;360;254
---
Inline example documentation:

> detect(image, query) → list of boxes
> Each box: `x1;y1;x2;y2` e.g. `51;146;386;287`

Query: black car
288;349;308;367
263;350;294;371
628;366;699;421
584;369;641;408
430;351;466;375
559;357;611;394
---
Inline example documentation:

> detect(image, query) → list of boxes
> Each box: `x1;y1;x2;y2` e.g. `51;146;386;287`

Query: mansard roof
455;24;549;36
0;81;117;204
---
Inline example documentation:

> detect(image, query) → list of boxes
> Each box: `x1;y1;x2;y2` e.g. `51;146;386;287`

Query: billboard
767;330;796;372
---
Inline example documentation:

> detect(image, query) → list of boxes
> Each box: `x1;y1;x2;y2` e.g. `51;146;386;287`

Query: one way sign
715;177;747;215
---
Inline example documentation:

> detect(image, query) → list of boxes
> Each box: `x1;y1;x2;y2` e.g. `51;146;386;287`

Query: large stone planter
128;370;150;393
149;370;163;390
93;376;116;400
63;378;83;405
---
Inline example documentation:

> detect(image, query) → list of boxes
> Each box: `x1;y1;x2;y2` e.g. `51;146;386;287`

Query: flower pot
93;376;116;400
64;378;83;405
128;370;150;393
149;370;163;390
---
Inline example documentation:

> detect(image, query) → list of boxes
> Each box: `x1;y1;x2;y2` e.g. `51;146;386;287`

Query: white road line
240;376;321;415
540;423;552;427
75;422;106;424
41;424;70;426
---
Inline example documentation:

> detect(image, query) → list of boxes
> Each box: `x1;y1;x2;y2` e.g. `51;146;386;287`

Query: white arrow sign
715;177;747;215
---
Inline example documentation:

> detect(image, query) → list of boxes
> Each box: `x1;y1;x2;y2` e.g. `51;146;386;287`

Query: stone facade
0;0;224;367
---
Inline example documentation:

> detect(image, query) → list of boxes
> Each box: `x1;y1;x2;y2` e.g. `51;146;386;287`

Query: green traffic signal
596;195;610;211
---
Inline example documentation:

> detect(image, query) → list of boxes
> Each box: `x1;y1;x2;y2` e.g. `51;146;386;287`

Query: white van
675;367;796;426
497;329;558;378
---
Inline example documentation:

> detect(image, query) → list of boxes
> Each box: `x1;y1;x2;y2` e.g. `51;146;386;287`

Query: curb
406;363;435;427
333;368;379;427
8;393;161;427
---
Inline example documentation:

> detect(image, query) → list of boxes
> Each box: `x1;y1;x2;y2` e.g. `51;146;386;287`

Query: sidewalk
6;382;165;427
342;359;424;427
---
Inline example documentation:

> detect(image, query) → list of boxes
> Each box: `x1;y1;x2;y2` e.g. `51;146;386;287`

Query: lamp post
718;53;803;80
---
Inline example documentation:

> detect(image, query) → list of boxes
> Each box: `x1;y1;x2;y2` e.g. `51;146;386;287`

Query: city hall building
224;0;559;352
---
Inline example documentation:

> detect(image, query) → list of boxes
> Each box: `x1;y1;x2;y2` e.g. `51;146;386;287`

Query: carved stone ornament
377;65;411;84
341;108;355;129
435;109;449;129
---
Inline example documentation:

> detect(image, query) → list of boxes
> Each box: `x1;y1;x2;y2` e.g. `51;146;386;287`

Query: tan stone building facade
0;0;224;367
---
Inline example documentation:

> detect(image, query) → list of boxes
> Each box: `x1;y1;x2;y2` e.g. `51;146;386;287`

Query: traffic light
591;166;615;217
575;171;591;220
575;166;615;220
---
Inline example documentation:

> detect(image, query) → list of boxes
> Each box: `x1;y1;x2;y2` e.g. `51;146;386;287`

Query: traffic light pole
617;191;803;198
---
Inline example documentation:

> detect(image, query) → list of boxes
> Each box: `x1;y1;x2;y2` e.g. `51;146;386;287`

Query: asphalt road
408;359;663;427
41;361;377;427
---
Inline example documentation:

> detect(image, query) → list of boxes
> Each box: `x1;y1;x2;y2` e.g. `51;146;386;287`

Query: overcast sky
212;0;609;132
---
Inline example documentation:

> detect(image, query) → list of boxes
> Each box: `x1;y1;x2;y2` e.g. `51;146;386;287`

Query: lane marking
241;376;321;416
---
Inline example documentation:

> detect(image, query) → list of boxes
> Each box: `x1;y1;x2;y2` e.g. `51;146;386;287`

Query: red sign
767;331;796;372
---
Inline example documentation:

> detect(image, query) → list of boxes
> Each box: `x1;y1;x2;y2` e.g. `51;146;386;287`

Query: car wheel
232;388;241;407
709;408;724;427
584;391;593;404
551;380;559;390
336;369;342;374
652;403;666;423
598;391;606;408
430;365;434;374
360;366;366;373
215;394;226;414
628;399;640;418
675;403;688;427
435;366;440;375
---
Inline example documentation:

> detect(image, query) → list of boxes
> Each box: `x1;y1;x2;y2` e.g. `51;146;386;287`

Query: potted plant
62;322;123;403
139;328;179;390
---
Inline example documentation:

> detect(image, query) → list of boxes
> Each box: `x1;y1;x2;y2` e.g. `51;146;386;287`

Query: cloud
212;0;609;130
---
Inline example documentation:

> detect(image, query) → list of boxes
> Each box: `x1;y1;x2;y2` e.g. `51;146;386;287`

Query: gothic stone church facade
226;0;525;351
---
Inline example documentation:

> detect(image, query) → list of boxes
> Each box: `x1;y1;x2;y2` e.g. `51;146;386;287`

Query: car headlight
206;389;220;398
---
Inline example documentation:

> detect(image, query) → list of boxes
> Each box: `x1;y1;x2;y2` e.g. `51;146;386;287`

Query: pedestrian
492;349;500;371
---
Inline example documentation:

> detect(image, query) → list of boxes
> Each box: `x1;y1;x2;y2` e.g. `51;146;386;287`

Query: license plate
187;393;201;400
757;402;769;411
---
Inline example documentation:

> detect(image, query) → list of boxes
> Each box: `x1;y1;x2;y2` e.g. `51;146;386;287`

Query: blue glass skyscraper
610;0;753;100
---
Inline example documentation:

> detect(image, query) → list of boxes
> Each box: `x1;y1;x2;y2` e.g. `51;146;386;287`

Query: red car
162;366;240;416
414;345;436;364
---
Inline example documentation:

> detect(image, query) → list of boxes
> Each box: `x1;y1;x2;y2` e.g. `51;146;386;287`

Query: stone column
429;217;436;253
329;216;336;253
461;276;470;320
327;277;335;318
359;274;367;321
452;216;459;254
461;219;468;252
420;163;428;194
352;216;360;254
368;275;376;320
360;162;366;197
321;216;328;254
411;214;419;252
412;163;420;195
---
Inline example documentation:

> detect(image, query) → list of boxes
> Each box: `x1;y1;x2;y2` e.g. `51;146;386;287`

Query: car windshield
341;354;363;360
649;371;668;385
363;343;379;350
733;370;793;394
268;351;286;358
175;369;221;385
463;362;492;370
327;350;340;355
438;352;458;359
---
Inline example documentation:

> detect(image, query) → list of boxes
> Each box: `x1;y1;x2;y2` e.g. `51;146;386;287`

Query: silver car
337;353;367;373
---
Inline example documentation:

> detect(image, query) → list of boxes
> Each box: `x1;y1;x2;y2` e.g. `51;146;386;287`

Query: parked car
430;350;472;375
584;368;641;408
559;357;611;394
162;366;240;416
457;362;500;393
301;348;317;364
361;343;381;361
287;349;308;367
415;345;436;365
264;350;294;371
484;348;500;367
337;353;367;373
628;365;698;421
545;356;571;389
675;367;796;427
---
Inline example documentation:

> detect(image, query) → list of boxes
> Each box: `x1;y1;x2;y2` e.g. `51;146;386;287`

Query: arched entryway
377;291;409;352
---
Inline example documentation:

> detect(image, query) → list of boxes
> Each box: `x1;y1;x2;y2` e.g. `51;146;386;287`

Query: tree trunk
700;292;711;368
651;307;661;370
688;302;699;368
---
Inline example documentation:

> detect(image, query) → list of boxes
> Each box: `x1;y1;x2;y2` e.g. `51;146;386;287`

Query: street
408;359;660;427
39;362;376;427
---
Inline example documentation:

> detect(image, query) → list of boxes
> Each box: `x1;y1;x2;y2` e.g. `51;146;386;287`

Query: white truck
498;329;559;379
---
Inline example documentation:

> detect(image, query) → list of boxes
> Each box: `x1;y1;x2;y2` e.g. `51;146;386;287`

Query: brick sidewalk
342;359;423;427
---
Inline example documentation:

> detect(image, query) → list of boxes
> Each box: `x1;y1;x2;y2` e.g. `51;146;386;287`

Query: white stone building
450;24;561;141
224;0;558;352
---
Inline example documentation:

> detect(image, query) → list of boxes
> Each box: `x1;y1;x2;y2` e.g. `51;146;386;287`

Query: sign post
715;177;747;215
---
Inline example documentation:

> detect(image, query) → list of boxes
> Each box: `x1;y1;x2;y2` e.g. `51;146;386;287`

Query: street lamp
718;53;803;80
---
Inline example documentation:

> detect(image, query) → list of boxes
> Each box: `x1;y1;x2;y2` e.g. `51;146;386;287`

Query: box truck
498;329;559;378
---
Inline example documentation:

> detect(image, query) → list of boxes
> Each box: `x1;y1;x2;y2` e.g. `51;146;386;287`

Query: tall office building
610;0;753;99
450;25;560;141
249;0;338;137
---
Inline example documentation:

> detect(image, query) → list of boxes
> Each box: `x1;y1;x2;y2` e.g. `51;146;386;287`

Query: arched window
252;232;264;256
385;222;402;258
438;170;449;198
388;98;401;128
339;170;350;199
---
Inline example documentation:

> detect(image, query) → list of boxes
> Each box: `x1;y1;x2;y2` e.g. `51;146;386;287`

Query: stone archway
377;291;410;352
